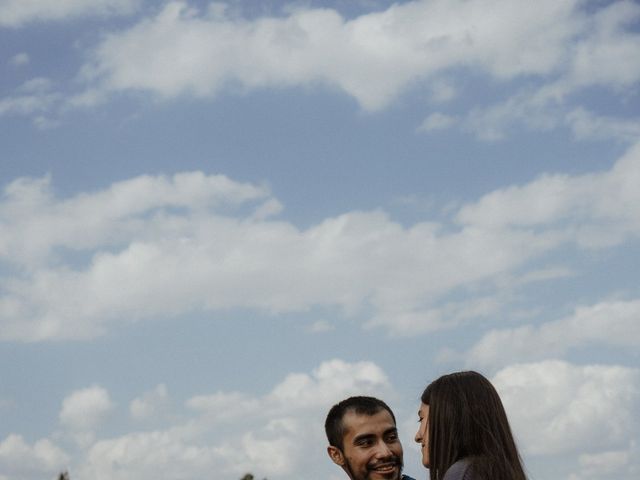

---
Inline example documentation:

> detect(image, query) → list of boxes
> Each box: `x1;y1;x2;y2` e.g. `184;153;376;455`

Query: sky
0;0;639;479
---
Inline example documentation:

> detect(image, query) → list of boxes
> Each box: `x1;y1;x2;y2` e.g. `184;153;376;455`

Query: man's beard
343;455;403;480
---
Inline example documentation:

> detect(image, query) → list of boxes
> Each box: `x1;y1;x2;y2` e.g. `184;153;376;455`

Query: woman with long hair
414;371;527;480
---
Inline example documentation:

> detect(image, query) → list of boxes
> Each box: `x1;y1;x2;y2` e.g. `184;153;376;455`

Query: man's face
328;409;403;480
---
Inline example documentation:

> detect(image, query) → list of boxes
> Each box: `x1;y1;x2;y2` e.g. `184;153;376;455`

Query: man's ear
327;445;345;466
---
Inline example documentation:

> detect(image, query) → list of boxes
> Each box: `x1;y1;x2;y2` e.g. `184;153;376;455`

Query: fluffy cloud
75;0;636;113
59;385;114;431
493;361;640;456
0;174;551;340
465;299;640;368
2;143;640;341
187;359;391;421
455;141;640;243
569;444;640;480
9;52;29;67
6;359;639;480
76;429;224;480
0;78;59;118
75;359;391;480
0;434;68;478
130;384;170;421
0;0;140;27
460;1;640;141
417;112;457;132
1;0;635;141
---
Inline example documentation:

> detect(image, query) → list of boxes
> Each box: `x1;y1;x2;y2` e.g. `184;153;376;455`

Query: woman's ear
327;446;345;466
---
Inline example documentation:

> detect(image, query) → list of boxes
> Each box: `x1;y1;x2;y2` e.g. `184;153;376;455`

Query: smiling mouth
369;461;399;474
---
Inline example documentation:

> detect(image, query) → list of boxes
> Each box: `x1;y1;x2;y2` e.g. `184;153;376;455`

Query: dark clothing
402;475;417;480
442;458;475;480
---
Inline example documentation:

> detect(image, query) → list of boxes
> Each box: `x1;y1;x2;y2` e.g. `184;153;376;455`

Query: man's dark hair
325;396;396;450
421;371;527;480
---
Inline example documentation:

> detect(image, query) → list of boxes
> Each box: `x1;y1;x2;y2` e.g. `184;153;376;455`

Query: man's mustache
367;456;402;470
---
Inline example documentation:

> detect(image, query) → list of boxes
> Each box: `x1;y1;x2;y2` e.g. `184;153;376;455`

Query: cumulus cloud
59;385;114;431
73;0;636;114
0;78;59;118
187;359;390;421
2;142;640;341
75;359;391;479
76;429;224;480
0;0;635;141
455;141;640;243
0;434;68;478
9;52;29;66
7;359;640;480
493;360;640;456
130;384;170;421
465;299;640;368
0;174;549;339
566;107;640;143
308;319;334;333
569;443;640;480
463;89;640;143
459;0;640;141
0;0;140;27
417;112;457;132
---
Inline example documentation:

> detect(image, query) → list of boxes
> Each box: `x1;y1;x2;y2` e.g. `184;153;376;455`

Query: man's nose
373;440;393;458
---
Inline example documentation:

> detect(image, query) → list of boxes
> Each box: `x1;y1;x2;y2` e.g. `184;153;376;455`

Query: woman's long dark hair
421;371;527;480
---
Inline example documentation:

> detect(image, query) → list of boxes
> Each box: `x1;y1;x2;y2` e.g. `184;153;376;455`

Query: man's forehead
342;409;396;437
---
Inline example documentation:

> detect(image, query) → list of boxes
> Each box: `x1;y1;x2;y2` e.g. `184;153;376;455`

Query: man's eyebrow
352;433;376;444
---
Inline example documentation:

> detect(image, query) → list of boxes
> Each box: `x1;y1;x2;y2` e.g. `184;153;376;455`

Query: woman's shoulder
442;458;476;480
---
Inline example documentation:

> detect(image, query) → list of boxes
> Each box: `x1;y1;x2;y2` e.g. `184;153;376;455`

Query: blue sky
1;1;639;479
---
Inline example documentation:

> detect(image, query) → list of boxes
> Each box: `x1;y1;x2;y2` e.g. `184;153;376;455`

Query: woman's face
414;403;430;467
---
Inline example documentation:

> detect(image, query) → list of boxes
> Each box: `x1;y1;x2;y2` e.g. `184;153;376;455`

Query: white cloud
0;434;68;478
0;79;59;118
450;1;640;142
186;391;260;423
570;443;640;480
417;112;457;132
463;90;640;143
428;79;457;103
1;0;634;139
76;428;224;480
455;140;640;240
74;359;392;480
267;359;390;408
0;0;140;27
566;1;640;90
493;361;640;456
76;0;607;111
59;385;114;431
2;142;640;341
308;319;334;333
465;299;640;368
566;107;640;143
187;359;391;422
9;359;640;480
9;52;29;66
130;384;170;421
